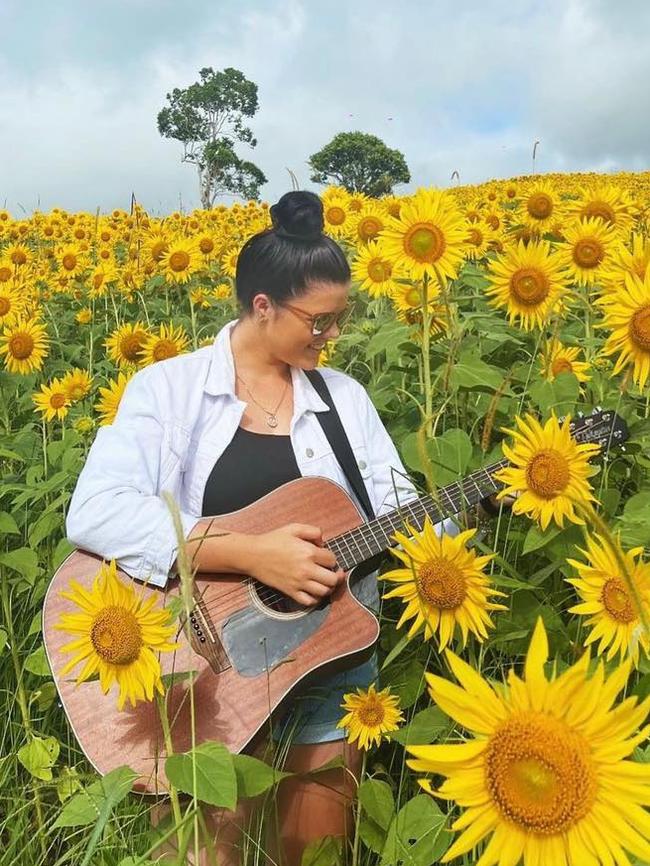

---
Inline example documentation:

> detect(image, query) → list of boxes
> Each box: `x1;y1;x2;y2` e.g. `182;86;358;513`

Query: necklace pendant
267;414;278;428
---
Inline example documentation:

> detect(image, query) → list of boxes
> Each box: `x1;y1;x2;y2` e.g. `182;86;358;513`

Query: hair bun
270;191;324;242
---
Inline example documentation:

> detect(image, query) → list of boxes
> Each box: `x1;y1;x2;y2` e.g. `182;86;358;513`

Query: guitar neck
327;458;508;572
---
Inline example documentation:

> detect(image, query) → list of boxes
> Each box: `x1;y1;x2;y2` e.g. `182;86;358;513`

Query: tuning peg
620;445;626;453
577;411;584;418
594;405;603;412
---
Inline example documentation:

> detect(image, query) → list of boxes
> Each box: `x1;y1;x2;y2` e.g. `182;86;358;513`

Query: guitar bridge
182;585;231;674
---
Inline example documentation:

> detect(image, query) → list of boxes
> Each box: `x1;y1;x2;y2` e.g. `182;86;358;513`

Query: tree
308;131;410;197
157;67;267;208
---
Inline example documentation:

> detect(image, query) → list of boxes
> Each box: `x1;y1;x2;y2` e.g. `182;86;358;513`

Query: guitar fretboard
326;458;509;572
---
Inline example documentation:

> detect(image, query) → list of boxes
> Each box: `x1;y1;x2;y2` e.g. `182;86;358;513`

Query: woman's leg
267;736;363;866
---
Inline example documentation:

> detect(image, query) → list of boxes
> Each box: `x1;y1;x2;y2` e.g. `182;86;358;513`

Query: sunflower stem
351;749;367;866
155;691;186;857
420;274;433;438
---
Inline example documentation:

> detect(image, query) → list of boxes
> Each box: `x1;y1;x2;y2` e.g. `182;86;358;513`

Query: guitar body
42;477;380;793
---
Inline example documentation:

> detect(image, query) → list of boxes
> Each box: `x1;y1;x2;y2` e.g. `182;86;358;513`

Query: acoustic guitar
42;408;628;793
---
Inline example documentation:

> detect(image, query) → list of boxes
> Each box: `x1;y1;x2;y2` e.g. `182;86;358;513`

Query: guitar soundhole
251;579;329;614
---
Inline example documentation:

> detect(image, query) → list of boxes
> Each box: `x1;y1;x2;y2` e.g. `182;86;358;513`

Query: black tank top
201;427;302;516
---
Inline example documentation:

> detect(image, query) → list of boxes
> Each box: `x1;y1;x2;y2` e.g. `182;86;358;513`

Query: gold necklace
236;372;291;428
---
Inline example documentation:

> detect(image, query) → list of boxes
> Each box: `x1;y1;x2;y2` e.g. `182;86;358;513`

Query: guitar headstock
561;406;629;452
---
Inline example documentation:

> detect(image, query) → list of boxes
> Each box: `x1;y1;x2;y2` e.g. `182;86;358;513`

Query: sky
0;0;648;215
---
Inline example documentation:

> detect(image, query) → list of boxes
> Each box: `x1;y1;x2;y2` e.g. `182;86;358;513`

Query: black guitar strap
304;369;376;521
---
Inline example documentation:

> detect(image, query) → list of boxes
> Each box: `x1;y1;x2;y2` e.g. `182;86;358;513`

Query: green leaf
232;753;291;799
31;681;58;711
300;835;343;866
165;741;237;809
402;428;472;487
0;547;39;581
0;511;20;535
358;779;395;831
528;375;579;417
0;445;25;462
28;511;61;548
522;523;561;555
0;628;7;654
449;354;506;392
387;706;449;746
380;795;448;866
160;669;198;689
52;537;75;570
381;657;426;709
53;765;138;828
24;645;50;676
365;322;411;361
17;735;60;781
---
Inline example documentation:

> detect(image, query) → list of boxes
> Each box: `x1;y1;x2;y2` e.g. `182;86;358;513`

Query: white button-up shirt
65;319;459;589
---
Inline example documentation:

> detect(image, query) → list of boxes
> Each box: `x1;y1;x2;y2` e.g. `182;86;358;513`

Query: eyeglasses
277;301;354;336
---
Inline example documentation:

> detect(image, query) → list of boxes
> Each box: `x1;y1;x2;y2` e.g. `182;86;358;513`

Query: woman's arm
65;367;199;588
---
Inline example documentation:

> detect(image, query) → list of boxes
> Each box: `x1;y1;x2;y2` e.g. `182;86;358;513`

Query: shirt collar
203;319;330;414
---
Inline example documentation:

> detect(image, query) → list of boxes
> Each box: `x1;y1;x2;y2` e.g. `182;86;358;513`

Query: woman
66;190;507;865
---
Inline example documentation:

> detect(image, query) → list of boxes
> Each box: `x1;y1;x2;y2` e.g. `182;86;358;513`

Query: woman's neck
230;318;291;384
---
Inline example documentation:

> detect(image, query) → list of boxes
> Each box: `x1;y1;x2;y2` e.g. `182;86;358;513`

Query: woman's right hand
246;523;347;606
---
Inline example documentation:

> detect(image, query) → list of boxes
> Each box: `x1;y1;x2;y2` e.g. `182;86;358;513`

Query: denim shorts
271;570;381;745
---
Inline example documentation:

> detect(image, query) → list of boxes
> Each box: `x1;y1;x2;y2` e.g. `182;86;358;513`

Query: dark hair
235;191;351;313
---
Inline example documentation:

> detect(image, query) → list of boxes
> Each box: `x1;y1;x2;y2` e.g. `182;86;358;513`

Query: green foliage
309;131;410;196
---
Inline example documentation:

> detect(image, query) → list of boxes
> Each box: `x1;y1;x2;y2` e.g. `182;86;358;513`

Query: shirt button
358;460;367;470
306;448;314;458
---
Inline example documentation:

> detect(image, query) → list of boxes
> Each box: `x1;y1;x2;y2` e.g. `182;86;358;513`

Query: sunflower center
9;333;34;359
0;297;10;316
601;578;636;623
199;237;214;254
11;250;27;265
403;224;446;264
468;228;484;246
525;449;570;498
510;268;550;305
90;605;142;665
417;558;467;609
153;339;179;361
485;713;597;835
69;384;86;400
486;214;500;230
583;201;615;225
0;266;12;282
368;258;392;283
169;251;190;272
50;393;67;409
326;206;346;226
629;306;650;350
121;334;144;361
93;273;105;290
573;238;604;269
62;253;78;271
551;357;573;376
357;696;386;727
527;193;553;220
358;217;382;241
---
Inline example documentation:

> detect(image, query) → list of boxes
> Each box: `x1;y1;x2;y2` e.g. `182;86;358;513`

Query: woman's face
256;280;351;369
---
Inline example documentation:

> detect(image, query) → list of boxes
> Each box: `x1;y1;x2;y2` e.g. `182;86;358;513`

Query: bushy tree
157;67;267;208
309;131;410;197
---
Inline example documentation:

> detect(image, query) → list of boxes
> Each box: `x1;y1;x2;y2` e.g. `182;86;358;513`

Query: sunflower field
3;171;650;866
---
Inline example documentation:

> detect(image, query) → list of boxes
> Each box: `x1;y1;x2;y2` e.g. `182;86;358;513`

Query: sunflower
220;244;241;279
381;517;506;650
32;378;70;421
141;228;170;267
104;321;150;368
493;412;601;531
609;232;650;288
567;531;650;667
0;258;14;284
595;268;650;391
0;317;49;374
56;244;87;279
195;231;219;261
88;263;118;299
73;415;95;436
212;282;232;301
189;286;213;308
322;194;354;240
61;368;93;403
336;684;403;750
350;204;388;245
138;322;189;366
565;182;635;234
379;188;467;284
55;559;179;710
350;240;398;298
463;220;498;261
0;284;25;322
540;337;591;384
556;217;620;288
95;371;132;425
159;237;202;284
5;243;31;268
389;282;450;336
517;181;563;234
75;307;92;325
406;617;650;866
485;239;569;331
